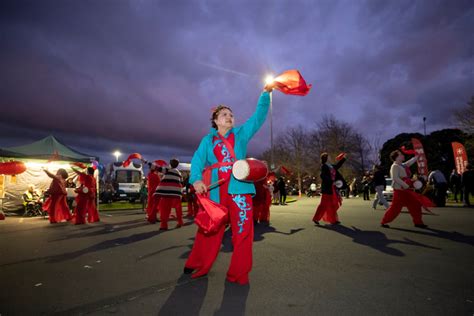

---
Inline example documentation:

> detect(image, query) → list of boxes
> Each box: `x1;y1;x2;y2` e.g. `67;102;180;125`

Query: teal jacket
190;91;271;203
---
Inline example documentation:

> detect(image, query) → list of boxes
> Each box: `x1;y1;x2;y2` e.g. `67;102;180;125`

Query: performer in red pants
184;82;274;285
146;164;161;223
381;150;428;228
313;152;346;225
253;178;271;225
155;159;183;230
43;168;71;224
72;167;99;224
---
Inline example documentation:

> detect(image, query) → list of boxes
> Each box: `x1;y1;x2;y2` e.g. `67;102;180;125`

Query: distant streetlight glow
113;151;121;162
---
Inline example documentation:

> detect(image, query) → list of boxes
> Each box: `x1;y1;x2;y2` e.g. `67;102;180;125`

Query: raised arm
334;157;347;170
403;156;418;167
239;91;271;142
43;169;58;180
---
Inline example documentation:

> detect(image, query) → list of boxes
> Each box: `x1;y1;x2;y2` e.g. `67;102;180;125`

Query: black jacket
372;170;386;188
320;158;346;195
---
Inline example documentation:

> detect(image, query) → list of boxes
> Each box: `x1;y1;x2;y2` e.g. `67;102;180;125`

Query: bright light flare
265;75;275;85
113;151;121;162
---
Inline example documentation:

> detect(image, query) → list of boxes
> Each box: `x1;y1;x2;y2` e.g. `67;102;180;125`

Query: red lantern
0;161;27;175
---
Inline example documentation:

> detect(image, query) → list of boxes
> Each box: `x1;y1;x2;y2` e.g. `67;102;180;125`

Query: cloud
0;0;472;162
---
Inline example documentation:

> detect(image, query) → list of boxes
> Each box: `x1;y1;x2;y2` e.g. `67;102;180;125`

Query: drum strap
201;134;236;189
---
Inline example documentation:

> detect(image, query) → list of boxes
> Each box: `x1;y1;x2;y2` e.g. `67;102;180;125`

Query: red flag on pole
123;153;143;167
411;138;428;179
273;70;312;96
452;142;468;174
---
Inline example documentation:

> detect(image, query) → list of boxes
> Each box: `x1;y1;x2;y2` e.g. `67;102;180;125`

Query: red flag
273;70;312;96
123;153;143;167
452;142;468;174
411;138;428;178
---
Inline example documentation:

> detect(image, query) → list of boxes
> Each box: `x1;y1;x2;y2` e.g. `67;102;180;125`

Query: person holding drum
380;150;429;228
312;152;347;225
183;82;275;285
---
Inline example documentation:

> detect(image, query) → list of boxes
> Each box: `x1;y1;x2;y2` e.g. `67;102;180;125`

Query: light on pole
265;75;275;170
113;150;121;162
423;117;426;136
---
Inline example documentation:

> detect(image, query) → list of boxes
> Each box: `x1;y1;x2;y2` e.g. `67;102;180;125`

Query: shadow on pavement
214;281;250;316
390;227;474;246
158;275;208;315
51;219;149;241
319;225;440;256
1;230;165;267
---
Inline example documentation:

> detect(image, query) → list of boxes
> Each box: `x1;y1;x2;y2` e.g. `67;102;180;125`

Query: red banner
452;142;468;174
411;138;428;179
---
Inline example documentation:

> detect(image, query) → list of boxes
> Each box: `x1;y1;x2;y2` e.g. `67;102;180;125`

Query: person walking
312;152;347;225
461;164;474;207
372;165;389;210
428;169;448;207
277;177;287;205
449;169;462;203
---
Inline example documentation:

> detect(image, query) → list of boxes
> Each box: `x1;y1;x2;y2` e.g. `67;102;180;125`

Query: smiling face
214;108;234;130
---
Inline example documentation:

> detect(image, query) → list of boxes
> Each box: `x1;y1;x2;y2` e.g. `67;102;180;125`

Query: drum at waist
232;158;268;182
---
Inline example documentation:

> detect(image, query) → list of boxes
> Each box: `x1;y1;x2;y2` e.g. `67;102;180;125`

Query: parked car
383;178;394;201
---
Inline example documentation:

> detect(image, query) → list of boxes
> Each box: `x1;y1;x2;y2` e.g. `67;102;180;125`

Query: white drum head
335;180;343;188
232;160;250;180
413;180;422;190
82;187;89;194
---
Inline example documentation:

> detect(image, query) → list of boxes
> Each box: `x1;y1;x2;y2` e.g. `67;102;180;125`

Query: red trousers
187;197;199;217
185;193;253;285
313;192;341;224
381;189;424;225
158;196;183;229
147;195;161;223
253;198;271;223
43;194;71;224
74;194;100;224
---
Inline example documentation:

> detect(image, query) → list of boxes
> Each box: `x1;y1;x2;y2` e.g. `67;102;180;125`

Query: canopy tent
0;136;98;213
3;135;98;162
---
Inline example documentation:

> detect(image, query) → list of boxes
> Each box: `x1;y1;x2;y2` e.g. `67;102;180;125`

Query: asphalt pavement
0;197;473;315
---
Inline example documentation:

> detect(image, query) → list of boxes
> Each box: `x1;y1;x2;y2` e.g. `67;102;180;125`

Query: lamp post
113;151;121;162
265;75;275;170
423;117;426;136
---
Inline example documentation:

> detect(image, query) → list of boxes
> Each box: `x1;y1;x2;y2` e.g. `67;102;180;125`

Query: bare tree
455;96;474;134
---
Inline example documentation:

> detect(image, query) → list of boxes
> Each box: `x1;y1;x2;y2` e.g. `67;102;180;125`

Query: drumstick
207;178;226;190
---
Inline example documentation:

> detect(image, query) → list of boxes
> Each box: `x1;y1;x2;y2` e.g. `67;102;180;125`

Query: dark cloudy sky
1;0;473;163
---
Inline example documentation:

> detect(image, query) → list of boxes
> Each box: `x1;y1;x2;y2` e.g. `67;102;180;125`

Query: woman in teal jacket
184;82;275;285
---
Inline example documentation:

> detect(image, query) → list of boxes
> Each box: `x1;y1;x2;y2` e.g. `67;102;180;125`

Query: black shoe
381;224;390;228
414;224;428;229
313;220;320;225
333;221;341;225
183;267;194;274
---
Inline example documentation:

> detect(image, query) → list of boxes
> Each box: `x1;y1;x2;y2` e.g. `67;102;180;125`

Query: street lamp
113;150;121;162
423;117;426;136
265;75;275;170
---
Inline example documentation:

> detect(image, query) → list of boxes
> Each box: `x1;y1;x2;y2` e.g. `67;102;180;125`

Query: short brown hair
320;152;328;164
170;158;180;169
390;150;401;162
211;105;232;129
57;168;68;180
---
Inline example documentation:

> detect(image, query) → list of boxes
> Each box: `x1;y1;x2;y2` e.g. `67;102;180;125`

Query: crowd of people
20;167;100;225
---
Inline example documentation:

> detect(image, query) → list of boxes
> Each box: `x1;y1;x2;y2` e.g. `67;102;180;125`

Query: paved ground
0;197;473;315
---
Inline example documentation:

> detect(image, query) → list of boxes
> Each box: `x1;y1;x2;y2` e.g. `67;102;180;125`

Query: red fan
400;146;416;155
154;159;167;167
71;162;87;169
335;152;346;161
194;194;229;235
273;70;312;96
123;153;143;167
